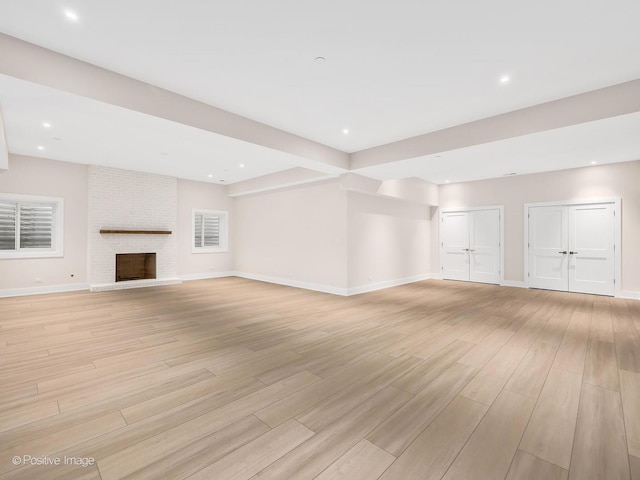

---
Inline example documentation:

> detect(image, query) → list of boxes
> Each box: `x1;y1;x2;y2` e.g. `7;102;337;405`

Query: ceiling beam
350;78;640;170
0;33;349;172
226;168;335;196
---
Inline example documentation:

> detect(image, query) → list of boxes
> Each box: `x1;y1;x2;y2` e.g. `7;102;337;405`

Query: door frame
523;197;621;297
440;205;505;285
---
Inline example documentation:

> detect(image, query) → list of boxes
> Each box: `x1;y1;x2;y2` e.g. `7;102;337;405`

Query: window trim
0;193;64;259
191;209;229;253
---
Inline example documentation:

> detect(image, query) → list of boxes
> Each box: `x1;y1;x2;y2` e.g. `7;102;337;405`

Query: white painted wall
88;166;177;286
3;153;638;298
437;160;640;294
347;191;431;290
0;155;88;292
234;180;349;293
177;178;234;278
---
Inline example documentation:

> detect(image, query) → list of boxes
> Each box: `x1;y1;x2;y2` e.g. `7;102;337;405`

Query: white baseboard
347;274;432;296
233;272;349;296
619;290;640;300
89;277;182;292
180;271;235;281
0;283;89;298
430;273;443;280
501;280;528;289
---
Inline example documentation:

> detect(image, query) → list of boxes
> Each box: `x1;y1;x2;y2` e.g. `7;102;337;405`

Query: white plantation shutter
194;213;221;248
203;215;220;247
19;204;54;249
194;213;203;248
192;209;228;252
0;194;63;257
0;202;16;250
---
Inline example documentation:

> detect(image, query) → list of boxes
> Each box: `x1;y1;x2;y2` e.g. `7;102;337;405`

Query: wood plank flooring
0;278;638;479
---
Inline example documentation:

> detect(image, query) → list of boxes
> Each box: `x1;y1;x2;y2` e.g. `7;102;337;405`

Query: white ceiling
355;112;640;184
0;75;302;184
0;0;639;185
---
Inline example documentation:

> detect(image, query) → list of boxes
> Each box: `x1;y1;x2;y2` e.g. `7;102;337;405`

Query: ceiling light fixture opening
64;10;79;21
499;74;510;84
42;122;51;128
591;161;597;165
37;146;44;150
208;174;213;178
342;129;349;135
445;180;450;184
239;163;245;168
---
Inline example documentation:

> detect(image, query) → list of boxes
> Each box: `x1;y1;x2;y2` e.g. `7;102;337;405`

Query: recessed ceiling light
42;122;51;128
315;56;326;63
342;129;349;135
445;180;450;184
239;163;245;168
64;10;79;21
591;161;597;165
499;74;510;84
208;174;213;178
37;146;44;150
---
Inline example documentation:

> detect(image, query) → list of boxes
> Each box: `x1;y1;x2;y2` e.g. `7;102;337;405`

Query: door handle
558;251;568;254
570;251;578;255
462;248;469;251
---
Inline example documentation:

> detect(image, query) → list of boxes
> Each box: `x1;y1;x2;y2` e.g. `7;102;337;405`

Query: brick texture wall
88;166;177;285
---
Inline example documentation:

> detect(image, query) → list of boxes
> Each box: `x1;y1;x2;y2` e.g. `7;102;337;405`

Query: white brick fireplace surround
88;166;179;291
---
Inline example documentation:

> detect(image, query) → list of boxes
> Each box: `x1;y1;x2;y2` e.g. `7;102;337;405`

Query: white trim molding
501;280;528;289
180;271;235;281
233;271;349;296
619;291;640;300
0;282;89;298
347;274;432;296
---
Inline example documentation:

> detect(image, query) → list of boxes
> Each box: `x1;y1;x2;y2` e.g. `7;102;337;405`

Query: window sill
191;248;229;254
0;251;64;259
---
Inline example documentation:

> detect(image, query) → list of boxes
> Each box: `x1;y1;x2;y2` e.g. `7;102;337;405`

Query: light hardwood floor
0;278;639;479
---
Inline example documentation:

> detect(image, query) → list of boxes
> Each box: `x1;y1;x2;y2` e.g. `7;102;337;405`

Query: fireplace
115;253;157;282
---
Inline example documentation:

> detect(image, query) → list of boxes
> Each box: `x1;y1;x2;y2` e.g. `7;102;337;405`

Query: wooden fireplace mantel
99;229;172;235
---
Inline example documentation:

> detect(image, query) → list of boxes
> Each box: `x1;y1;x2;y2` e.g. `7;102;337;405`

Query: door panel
528;206;568;291
569;204;615;296
470;209;500;284
441;212;469;281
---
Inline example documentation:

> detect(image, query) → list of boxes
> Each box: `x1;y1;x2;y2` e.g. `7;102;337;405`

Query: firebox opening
115;253;156;282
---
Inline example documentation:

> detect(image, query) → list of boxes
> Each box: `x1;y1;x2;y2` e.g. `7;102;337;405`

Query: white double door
441;209;500;284
528;203;615;296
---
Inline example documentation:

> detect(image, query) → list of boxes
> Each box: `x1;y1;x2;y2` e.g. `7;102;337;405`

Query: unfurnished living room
1;2;640;479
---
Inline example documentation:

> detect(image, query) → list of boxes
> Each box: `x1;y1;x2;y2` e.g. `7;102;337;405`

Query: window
0;194;64;258
192;209;228;253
